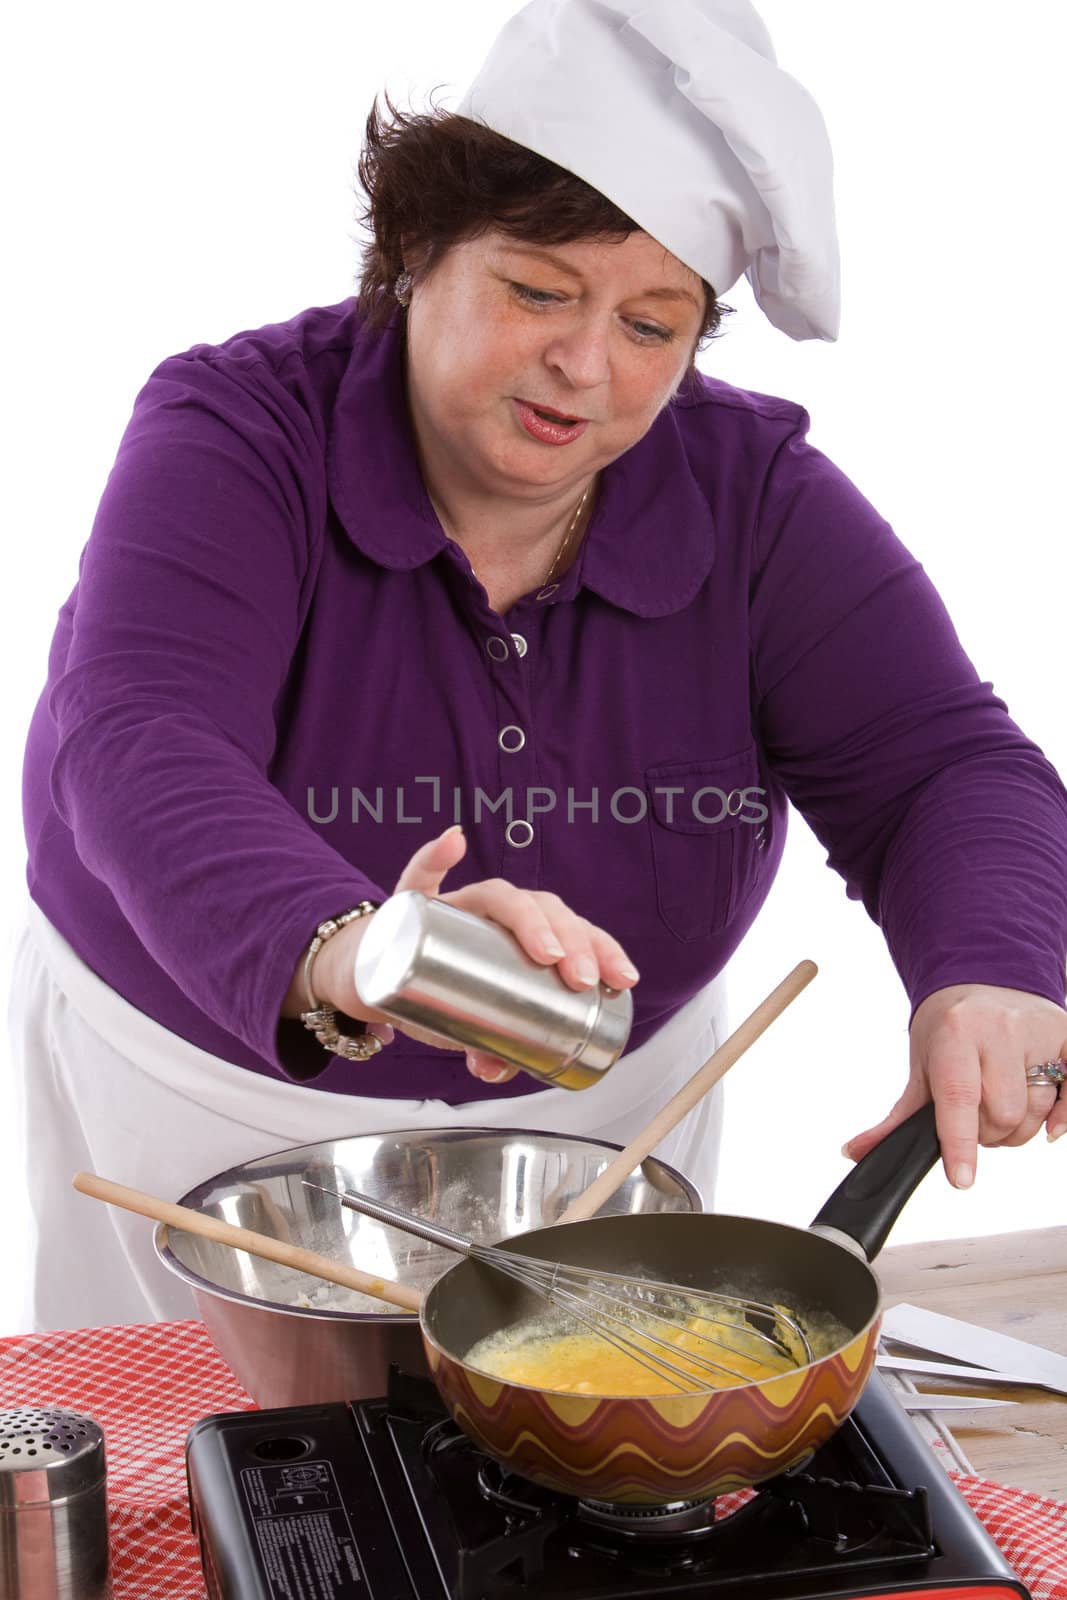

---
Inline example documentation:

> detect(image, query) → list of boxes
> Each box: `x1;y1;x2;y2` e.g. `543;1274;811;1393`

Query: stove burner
474;1444;788;1576
477;1458;722;1539
578;1494;720;1539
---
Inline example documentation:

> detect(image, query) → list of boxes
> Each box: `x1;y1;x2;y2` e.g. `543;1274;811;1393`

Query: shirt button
498;725;526;753
506;819;534;848
486;636;510;661
510;633;528;658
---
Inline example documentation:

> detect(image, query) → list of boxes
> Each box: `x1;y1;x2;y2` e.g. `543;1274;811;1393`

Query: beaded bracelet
299;902;384;1060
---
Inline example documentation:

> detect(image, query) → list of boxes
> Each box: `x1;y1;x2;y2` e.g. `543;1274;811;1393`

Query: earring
394;270;414;307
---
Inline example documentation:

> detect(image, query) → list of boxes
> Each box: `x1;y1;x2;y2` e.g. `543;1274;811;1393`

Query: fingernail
840;1142;853;1159
540;933;566;958
576;957;598;985
618;965;640;983
442;824;463;838
468;1053;509;1083
954;1163;974;1189
1049;1124;1066;1143
368;1023;395;1044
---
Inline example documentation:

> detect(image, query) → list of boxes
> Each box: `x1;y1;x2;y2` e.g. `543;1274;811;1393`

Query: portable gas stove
186;1367;1029;1600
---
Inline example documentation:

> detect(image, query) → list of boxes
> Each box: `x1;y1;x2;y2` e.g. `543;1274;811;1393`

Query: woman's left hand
841;983;1067;1188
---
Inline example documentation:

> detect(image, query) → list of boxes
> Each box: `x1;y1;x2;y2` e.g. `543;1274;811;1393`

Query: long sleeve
46;351;389;1075
750;420;1067;1019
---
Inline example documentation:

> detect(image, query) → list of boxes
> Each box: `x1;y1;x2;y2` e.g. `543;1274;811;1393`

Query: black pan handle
809;1102;940;1262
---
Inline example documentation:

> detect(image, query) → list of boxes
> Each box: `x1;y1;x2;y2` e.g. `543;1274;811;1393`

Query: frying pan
421;1102;940;1505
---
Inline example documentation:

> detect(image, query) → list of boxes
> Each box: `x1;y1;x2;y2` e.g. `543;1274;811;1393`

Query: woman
12;0;1067;1331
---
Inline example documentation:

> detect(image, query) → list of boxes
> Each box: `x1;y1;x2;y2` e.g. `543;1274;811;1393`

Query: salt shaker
353;890;632;1089
0;1407;110;1599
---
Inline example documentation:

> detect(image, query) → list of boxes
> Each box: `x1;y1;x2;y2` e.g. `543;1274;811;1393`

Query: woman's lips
513;399;590;445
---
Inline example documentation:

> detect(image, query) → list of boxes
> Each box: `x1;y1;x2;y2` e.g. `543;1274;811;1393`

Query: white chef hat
457;0;840;342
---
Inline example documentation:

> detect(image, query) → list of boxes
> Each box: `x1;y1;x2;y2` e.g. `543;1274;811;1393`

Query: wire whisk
304;1180;813;1393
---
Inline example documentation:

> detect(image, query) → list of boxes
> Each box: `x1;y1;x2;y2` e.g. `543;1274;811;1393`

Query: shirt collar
328;305;716;618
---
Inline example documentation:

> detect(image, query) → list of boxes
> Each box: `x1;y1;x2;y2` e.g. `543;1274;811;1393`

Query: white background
2;2;1063;1335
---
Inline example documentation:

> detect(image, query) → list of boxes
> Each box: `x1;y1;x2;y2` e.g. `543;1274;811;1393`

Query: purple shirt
23;299;1067;1102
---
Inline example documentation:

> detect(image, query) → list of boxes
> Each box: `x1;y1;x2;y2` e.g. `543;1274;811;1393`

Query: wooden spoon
71;1171;421;1312
556;957;817;1224
73;957;816;1313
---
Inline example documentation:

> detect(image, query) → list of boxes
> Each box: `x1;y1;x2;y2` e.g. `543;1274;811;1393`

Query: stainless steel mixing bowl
154;1126;700;1405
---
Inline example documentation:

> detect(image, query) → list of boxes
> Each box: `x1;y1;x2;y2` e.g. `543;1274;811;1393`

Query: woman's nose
542;320;612;390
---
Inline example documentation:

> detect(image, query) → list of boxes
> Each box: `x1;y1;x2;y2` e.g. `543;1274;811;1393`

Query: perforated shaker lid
0;1408;107;1508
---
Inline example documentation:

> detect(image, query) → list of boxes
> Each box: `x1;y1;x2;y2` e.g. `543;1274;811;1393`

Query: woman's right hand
311;824;640;1084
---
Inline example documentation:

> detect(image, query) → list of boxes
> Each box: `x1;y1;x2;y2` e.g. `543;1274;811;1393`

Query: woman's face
403;228;705;500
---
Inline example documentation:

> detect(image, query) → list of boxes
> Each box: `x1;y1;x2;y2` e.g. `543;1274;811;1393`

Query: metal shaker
0;1407;110;1599
353;890;632;1089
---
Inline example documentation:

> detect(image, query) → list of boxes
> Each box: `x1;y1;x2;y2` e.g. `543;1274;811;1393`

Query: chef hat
457;0;840;341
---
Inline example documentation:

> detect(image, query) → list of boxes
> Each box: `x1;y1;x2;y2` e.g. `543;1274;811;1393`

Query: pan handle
809;1102;940;1262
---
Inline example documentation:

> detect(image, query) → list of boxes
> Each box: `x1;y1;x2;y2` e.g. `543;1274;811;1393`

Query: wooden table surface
875;1226;1067;1499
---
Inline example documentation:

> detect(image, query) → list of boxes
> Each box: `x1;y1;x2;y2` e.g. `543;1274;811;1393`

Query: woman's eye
511;283;559;306
632;320;674;344
509;282;674;343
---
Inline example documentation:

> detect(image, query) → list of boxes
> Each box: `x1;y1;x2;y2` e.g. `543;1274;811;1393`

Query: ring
1025;1060;1066;1089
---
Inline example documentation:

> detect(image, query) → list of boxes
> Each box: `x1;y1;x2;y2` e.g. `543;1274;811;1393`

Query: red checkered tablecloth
0;1320;254;1598
1;1319;1064;1599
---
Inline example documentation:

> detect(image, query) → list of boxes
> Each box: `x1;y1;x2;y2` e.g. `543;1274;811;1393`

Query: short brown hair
352;90;733;383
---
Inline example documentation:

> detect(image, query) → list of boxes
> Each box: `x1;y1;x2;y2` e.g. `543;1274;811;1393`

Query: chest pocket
645;747;767;941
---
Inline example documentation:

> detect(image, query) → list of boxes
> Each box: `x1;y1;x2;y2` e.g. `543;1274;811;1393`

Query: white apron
7;900;727;1332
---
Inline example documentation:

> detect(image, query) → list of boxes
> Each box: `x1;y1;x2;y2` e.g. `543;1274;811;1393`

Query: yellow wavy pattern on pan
463;1369;504;1408
451;1398;853;1480
839;1331;877;1374
453;1345;873;1430
538;1392;603;1428
433;1331;879;1503
647;1390;719;1427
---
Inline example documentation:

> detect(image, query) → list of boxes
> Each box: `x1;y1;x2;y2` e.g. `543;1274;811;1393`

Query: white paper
882;1304;1067;1397
894;1392;1015;1412
877;1353;1039;1387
